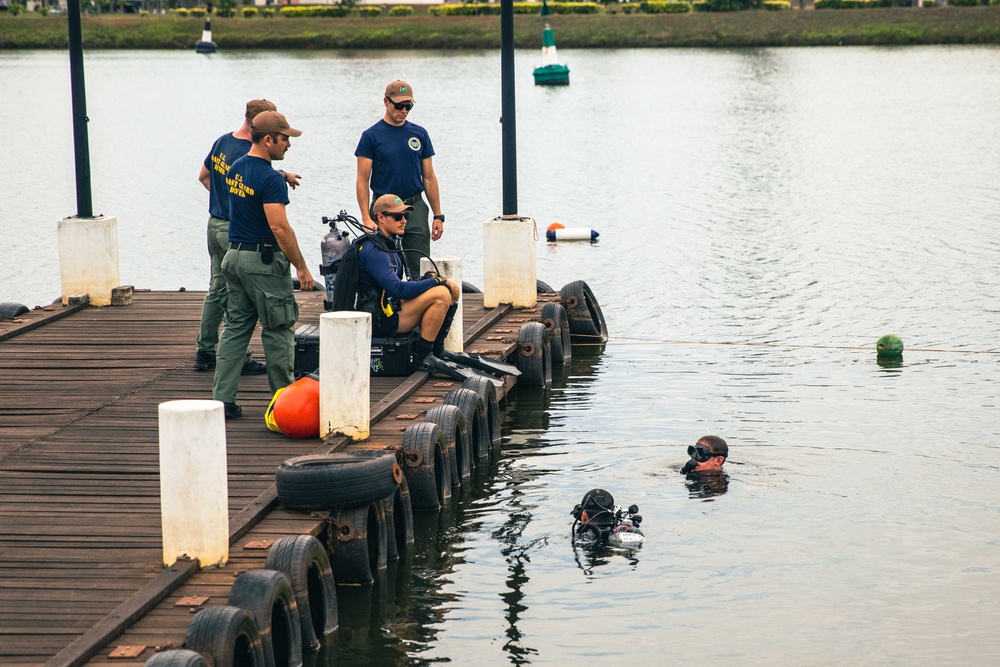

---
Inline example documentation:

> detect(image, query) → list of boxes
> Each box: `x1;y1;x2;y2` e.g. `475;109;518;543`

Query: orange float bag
264;376;320;439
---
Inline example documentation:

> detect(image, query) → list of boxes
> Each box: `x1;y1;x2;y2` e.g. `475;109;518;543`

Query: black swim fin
439;350;522;378
417;354;503;387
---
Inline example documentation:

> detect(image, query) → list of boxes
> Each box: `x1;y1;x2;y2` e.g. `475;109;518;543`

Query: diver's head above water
681;435;729;474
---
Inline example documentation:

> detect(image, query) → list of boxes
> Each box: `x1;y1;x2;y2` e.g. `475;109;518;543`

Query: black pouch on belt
261;242;274;265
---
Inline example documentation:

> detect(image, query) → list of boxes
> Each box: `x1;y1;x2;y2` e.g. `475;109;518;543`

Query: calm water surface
2;46;1000;664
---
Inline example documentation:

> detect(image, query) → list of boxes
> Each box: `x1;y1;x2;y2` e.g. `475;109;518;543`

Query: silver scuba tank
320;216;350;310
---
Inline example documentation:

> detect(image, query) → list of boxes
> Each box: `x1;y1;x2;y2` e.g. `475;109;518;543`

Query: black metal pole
67;0;93;219
500;0;517;217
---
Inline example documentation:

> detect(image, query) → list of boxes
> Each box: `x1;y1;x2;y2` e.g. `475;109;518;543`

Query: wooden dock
0;289;556;666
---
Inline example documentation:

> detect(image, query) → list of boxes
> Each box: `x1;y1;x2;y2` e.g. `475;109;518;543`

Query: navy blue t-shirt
204;132;252;220
226;155;289;245
355;119;435;201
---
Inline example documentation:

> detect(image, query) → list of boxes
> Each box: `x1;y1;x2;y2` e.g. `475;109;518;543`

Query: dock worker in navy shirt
355;80;445;280
357;194;459;370
212;110;314;420
194;98;301;376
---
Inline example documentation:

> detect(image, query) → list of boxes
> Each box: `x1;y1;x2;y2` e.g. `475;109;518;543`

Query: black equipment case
294;325;419;377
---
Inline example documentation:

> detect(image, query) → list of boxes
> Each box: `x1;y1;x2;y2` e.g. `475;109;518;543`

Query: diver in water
680;435;728;474
571;488;644;548
681;435;729;499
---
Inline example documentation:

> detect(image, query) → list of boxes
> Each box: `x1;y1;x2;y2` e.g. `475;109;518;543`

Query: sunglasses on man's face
687;444;716;463
386;98;414;111
382;212;409;222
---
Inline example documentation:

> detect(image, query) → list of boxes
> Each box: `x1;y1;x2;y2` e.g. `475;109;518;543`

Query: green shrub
641;1;692;12
946;0;983;5
620;2;639;11
921;0;936;5
815;0;877;8
172;7;190;16
9;2;24;14
692;1;710;9
388;4;414;15
694;0;762;9
262;7;275;16
190;6;207;17
357;5;382;16
242;6;257;17
280;4;352;16
991;0;1000;6
764;0;790;7
431;1;600;14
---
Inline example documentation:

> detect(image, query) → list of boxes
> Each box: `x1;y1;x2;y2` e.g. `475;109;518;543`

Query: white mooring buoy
195;18;217;54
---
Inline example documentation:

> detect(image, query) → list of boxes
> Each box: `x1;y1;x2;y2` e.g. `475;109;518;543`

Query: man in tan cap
194;99;301;375
354;194;459;373
355;80;445;280
212;110;314;419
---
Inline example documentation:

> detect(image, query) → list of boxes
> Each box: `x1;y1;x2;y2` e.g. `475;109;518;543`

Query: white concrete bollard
419;255;463;353
57;215;120;306
320;312;371;441
483;216;537;309
158;400;229;568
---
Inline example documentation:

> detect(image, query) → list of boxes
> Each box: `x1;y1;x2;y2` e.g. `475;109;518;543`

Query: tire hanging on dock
326;502;388;586
227;569;302;667
275;452;401;510
144;650;210;667
443;388;490;464
401;422;452;511
516;322;552;388
265;535;338;651
382;473;414;561
0;303;28;321
184;606;266;667
559;280;609;344
541;302;571;365
536;279;555;293
462;375;501;447
425;404;472;485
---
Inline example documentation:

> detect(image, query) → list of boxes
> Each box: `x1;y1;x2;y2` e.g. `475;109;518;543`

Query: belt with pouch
231;242;275;252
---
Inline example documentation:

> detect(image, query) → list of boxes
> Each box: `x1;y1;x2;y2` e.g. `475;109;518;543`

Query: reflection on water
684;471;730;500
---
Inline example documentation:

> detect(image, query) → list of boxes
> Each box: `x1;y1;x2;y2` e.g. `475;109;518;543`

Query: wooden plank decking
0;289;553;666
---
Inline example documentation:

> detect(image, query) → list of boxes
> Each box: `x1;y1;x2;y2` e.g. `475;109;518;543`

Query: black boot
434;303;458;357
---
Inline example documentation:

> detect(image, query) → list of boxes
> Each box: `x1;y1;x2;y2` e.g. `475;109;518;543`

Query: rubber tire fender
516;321;552;388
144;650;210;667
184;606;265;667
228;569;302;667
0;302;29;321
265;535;338;652
536;279;555;293
461;281;482;294
461;375;501;447
328;502;388;586
401;422;451;511
276;452;401;510
444;388;489;463
382;473;414;560
559;280;609;343
541;302;571;365
425;404;471;485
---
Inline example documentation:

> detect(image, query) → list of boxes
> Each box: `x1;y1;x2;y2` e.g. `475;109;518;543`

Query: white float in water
546;222;599;242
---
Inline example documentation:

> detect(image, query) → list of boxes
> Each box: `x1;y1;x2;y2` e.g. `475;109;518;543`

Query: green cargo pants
196;216;253;363
212;247;299;403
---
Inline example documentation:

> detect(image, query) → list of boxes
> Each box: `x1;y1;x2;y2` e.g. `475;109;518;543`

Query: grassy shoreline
1;6;999;49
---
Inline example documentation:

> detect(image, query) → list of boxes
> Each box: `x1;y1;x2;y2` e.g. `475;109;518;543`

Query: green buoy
876;333;903;357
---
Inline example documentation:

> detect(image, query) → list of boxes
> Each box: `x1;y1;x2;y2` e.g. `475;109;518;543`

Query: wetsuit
356;231;440;337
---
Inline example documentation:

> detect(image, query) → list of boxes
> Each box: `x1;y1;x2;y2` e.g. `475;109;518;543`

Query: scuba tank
320;214;351;311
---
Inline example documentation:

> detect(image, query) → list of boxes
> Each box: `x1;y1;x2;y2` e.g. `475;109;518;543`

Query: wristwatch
433;214;445;223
